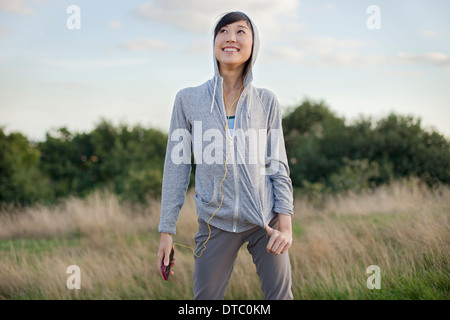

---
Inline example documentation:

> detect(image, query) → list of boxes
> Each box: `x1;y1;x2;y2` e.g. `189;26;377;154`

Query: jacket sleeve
158;92;192;234
266;95;294;216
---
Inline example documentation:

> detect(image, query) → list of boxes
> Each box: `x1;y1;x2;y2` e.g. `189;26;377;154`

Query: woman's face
214;20;253;72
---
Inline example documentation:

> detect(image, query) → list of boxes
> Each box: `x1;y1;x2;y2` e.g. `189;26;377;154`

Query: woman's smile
222;46;240;53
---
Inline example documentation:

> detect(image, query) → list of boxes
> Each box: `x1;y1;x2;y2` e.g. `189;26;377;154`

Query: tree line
1;99;449;207
282;100;450;201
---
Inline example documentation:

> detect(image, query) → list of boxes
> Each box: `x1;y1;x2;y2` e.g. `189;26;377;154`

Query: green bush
0;129;54;206
328;158;382;193
283;99;450;195
1;121;169;207
37;120;168;205
1;98;449;207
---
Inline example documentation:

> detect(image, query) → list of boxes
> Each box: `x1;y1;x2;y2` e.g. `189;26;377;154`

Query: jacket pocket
198;177;220;207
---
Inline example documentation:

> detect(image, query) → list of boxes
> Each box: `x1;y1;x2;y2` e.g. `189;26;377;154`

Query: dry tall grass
0;179;448;299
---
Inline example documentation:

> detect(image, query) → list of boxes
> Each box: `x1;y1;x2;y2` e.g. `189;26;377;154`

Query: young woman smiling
157;11;294;300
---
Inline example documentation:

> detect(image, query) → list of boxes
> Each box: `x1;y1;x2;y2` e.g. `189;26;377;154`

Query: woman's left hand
265;221;292;255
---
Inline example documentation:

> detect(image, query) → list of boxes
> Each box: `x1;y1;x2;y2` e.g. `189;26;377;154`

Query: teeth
223;48;238;52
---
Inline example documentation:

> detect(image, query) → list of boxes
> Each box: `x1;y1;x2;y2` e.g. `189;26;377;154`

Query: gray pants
193;217;293;300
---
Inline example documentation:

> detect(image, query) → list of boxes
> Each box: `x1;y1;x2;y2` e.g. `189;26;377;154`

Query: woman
157;11;294;300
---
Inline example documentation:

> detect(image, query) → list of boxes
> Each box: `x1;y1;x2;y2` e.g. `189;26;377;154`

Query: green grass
1;218;448;300
0;233;82;256
0;182;449;300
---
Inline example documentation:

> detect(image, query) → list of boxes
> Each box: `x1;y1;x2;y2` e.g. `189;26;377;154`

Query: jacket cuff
158;224;176;235
273;204;294;216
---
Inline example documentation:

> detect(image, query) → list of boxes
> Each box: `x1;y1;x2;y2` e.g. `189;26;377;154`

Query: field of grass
0;179;448;300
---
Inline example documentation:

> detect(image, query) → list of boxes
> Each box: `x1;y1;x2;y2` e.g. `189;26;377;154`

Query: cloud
181;40;211;55
381;70;424;78
305;50;450;69
420;30;439;37
323;2;335;10
120;37;169;52
396;51;450;68
304;2;335;14
132;0;303;42
259;36;375;67
37;81;95;91
261;46;305;64
109;21;123;29
0;29;9;38
316;53;387;68
296;37;365;55
129;1;449;70
308;51;450;69
40;58;153;69
261;36;450;69
0;0;34;15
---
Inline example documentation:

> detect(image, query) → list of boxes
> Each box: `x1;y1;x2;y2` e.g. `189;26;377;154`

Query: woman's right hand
157;233;175;277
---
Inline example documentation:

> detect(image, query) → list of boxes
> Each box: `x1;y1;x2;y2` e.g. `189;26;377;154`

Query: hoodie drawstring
247;85;252;118
210;76;218;113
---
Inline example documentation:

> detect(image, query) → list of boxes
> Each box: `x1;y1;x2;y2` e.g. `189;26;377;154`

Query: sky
0;0;449;141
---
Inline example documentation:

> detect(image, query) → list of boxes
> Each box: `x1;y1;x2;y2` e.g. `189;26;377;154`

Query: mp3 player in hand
160;247;175;281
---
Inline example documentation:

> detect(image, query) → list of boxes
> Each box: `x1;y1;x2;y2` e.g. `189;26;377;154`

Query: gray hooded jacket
158;17;294;235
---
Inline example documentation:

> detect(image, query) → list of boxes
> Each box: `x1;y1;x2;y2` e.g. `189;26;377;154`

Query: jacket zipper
232;149;239;232
220;80;249;233
231;88;248;232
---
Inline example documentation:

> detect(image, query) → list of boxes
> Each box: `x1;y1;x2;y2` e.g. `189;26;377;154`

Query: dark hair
214;11;254;74
214;11;254;39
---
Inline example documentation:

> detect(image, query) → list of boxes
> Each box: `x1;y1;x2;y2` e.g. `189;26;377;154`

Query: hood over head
210;11;260;114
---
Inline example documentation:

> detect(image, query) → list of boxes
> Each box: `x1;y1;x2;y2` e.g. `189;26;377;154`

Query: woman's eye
238;30;245;34
220;29;227;33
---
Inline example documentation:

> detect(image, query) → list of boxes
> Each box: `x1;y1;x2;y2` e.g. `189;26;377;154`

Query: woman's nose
226;33;237;42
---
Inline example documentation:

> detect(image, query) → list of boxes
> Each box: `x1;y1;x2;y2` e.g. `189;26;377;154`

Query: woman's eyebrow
223;24;249;29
